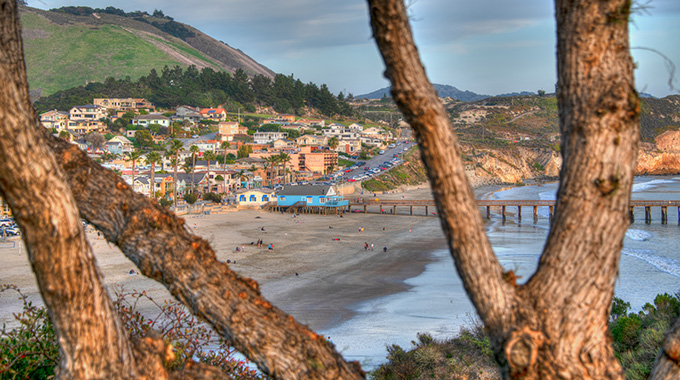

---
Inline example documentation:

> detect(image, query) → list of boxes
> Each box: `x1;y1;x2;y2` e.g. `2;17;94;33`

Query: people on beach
383;247;388;253
364;242;368;251
268;243;274;251
371;243;374;251
241;244;246;252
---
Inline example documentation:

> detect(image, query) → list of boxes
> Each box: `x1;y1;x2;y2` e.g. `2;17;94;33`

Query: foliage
371;321;499;380
610;293;680;380
373;292;680;379
0;285;264;379
237;144;253;159
159;198;173;208
183;193;198;205
203;192;222;203
34;64;355;119
0;285;57;380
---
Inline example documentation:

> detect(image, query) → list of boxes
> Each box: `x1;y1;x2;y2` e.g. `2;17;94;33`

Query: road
338;140;416;182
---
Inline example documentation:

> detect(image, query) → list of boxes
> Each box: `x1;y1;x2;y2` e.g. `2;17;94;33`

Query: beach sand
0;184;496;334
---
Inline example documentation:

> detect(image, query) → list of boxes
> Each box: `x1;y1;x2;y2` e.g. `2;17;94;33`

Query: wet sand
0;184;497;333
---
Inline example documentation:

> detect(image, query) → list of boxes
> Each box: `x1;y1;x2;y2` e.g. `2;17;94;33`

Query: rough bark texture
650;316;680;379
0;0;136;378
42;126;363;379
368;0;642;378
1;1;363;379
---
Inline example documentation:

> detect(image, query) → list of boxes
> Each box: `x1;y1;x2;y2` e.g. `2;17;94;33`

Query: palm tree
204;151;216;193
278;152;292;185
265;155;280;187
328;136;339;151
220;141;230;193
126;149;144;192
145;151;162;198
167;139;184;207
189;145;199;194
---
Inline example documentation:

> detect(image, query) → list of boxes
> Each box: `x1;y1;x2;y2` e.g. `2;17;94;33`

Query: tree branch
0;0;135;377
367;0;517;337
41;125;364;379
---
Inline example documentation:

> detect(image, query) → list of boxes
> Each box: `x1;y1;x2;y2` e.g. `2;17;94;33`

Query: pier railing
344;199;680;223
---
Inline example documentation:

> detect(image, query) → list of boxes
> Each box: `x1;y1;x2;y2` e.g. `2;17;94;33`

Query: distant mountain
357;84;535;102
19;5;274;97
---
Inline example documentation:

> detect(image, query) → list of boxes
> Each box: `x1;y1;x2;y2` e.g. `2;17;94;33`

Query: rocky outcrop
462;145;561;184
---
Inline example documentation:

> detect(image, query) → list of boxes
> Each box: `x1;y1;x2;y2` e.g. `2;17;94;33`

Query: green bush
159;198;173;208
183;193;198;205
0;285;265;379
203;192;222;203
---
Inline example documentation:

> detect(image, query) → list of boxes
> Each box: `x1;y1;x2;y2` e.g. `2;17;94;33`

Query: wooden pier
343;199;680;224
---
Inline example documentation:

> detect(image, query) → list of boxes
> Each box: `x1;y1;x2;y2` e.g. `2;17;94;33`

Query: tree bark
0;1;136;378
368;0;641;378
2;1;363;379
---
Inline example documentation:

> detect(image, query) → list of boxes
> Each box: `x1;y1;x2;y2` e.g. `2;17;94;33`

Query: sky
29;0;680;98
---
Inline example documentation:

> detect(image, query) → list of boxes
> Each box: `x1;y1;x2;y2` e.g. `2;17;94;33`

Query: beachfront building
276;185;347;208
237;188;276;206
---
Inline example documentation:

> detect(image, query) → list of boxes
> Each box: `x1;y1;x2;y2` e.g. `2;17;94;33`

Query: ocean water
321;176;680;371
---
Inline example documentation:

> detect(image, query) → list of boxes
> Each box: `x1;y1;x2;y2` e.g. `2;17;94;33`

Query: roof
277;185;332;196
133;114;170;120
200;108;226;114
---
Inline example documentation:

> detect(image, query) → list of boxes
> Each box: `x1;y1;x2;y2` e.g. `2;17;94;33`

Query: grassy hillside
19;6;274;98
22;12;181;96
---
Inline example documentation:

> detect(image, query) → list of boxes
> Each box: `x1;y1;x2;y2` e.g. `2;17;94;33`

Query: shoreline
0;182;498;336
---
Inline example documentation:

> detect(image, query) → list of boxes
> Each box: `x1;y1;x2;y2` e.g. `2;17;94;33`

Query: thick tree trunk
2;1;363;379
0;1;136;378
368;0;641;378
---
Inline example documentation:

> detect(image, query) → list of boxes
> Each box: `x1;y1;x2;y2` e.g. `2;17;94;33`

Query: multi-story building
93;98;154;111
199;108;227;121
218;121;240;141
254;131;288;145
132;114;171;127
69;104;107;121
40;109;69;131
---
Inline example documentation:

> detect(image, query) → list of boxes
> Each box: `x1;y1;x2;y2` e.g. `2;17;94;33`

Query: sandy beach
0;184;496;335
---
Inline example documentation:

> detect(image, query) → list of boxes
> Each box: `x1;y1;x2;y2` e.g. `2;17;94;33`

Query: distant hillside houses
94;98;154;112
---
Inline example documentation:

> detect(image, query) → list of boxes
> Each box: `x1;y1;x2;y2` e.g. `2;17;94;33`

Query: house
69;105;107;121
236;188;276;206
276;185;347;207
254;131;288;145
175;105;202;123
132;114;171;128
218;121;240;141
272;138;295;149
105;136;134;155
279;114;296;123
296;134;327;146
40;110;69;131
199;108;227;121
66;120;107;135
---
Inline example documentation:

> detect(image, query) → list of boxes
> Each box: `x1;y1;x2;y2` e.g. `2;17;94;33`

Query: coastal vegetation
372;293;680;380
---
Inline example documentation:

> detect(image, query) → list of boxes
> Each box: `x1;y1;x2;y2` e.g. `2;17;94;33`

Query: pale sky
30;0;680;98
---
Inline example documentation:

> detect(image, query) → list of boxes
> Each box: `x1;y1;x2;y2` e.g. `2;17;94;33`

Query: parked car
1;227;20;236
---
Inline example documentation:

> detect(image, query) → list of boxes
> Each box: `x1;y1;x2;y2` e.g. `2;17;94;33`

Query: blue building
276;185;348;208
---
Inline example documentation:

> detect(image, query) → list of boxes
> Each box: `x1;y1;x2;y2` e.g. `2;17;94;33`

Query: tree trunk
368;0;641;377
0;1;136;377
1;2;364;379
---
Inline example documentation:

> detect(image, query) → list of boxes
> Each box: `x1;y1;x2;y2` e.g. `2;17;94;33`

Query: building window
320;197;325;204
279;196;286;201
262;195;269;202
250;195;257;202
239;195;246;202
307;197;313;203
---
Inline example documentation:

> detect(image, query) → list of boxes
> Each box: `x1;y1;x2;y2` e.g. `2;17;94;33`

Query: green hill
19;5;274;98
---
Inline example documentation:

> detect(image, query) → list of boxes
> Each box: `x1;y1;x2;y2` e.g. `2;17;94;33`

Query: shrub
0;285;265;379
203;192;222;203
159;198;173;208
183;193;198;205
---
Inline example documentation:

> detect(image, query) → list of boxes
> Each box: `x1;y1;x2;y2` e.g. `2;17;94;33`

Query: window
239;195;246;202
250;195;256;202
262;195;269;202
307;197;313;203
320;197;325;204
279;196;286;201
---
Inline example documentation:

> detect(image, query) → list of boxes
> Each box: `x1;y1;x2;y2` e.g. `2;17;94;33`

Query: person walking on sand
383;247;388;253
371;243;374;251
364;242;368;251
242;244;246;253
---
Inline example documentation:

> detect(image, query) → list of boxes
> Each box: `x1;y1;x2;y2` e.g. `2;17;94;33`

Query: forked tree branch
367;0;517;337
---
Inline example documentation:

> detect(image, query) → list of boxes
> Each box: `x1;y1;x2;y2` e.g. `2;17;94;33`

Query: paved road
338;141;416;182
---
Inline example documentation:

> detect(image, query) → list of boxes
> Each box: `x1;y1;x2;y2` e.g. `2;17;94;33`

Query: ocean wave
626;229;652;242
632;179;676;193
623;249;680;278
